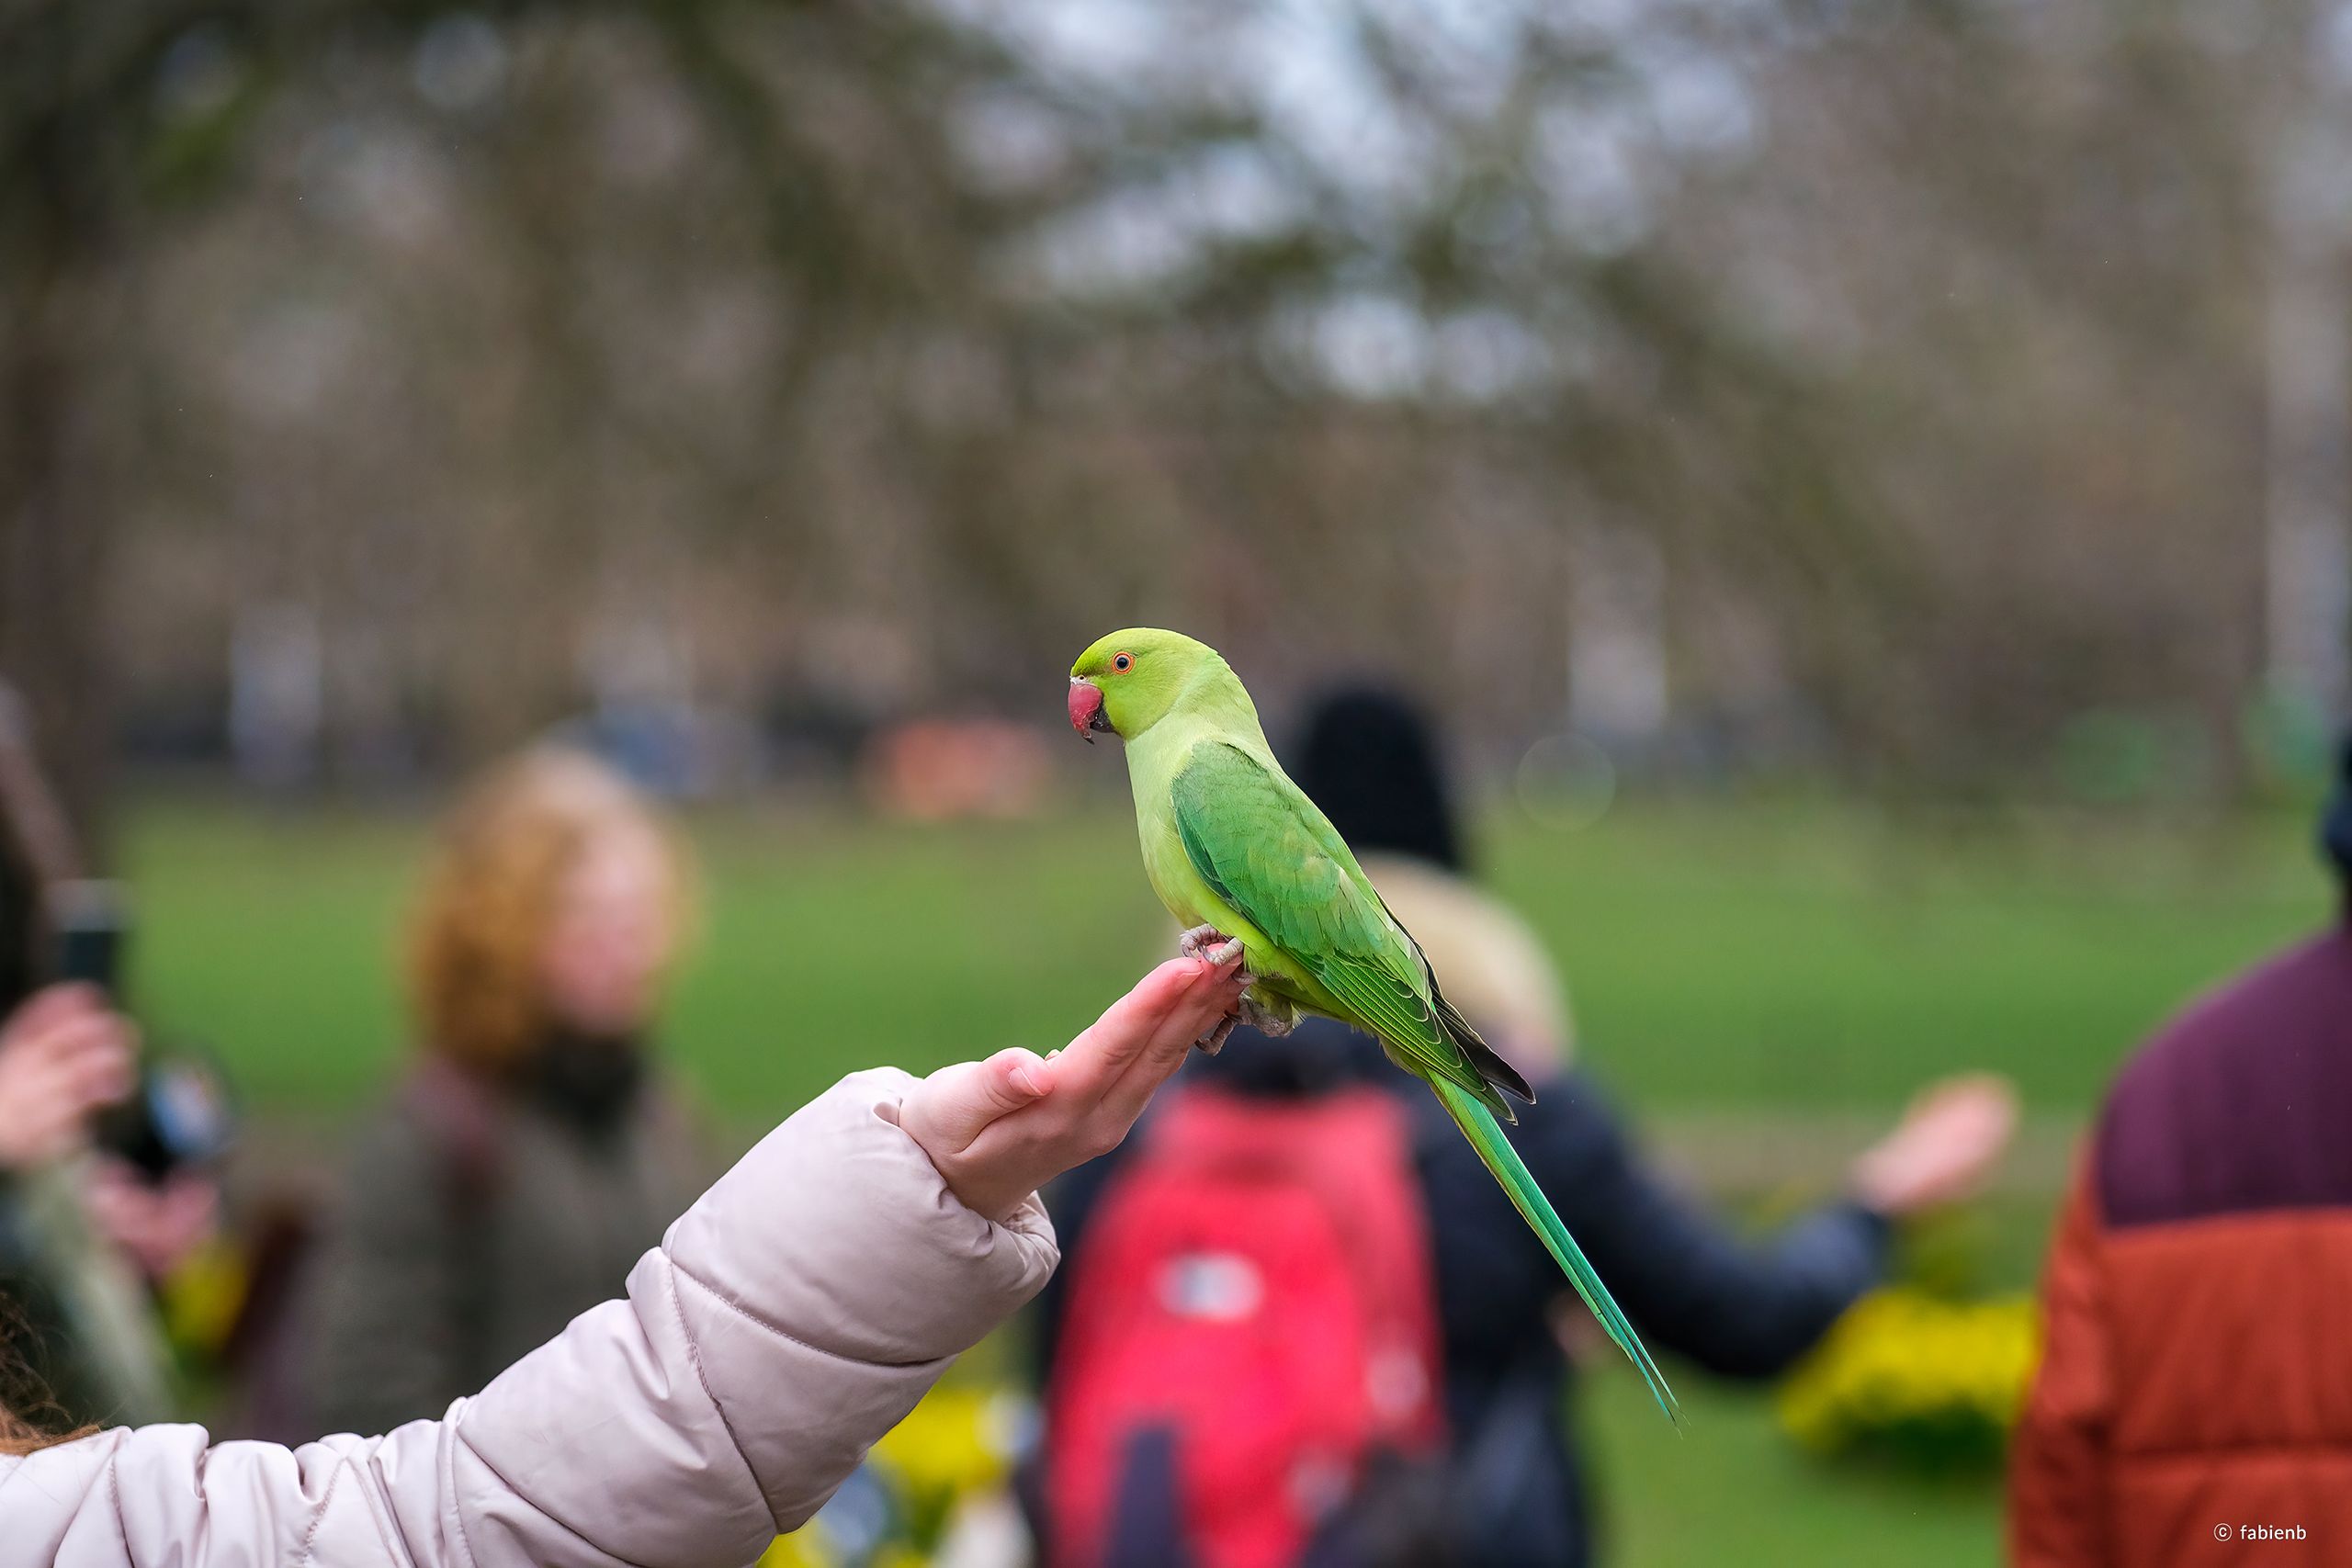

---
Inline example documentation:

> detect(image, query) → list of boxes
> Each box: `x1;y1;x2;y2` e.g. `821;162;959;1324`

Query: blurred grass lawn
125;794;2329;1120
1582;1369;2005;1566
123;794;2333;1568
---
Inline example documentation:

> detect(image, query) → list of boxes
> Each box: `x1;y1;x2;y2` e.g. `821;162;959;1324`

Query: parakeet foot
1181;924;1254;1050
1177;924;1247;969
1238;992;1294;1037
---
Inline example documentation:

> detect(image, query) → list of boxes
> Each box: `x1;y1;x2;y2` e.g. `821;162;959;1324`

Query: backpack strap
406;1057;504;1200
401;1057;508;1392
1102;1427;1199;1568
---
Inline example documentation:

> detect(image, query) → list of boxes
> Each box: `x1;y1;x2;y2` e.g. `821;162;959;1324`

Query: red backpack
1045;1084;1446;1568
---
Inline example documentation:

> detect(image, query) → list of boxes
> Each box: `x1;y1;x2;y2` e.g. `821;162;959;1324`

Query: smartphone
49;879;127;996
50;881;232;1178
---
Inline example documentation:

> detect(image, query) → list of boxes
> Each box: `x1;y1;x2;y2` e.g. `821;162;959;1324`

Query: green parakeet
1069;626;1680;1427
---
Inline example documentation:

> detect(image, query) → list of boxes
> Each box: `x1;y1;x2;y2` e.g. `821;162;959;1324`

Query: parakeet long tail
1433;1077;1683;1428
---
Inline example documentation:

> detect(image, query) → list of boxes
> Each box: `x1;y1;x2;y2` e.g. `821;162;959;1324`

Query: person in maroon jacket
2009;743;2352;1566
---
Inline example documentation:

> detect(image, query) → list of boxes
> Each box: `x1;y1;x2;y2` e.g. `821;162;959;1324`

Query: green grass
119;793;2332;1566
1495;797;2330;1112
123;795;2332;1121
1585;1371;2003;1568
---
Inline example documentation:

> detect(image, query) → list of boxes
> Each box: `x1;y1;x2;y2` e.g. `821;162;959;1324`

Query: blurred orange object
863;720;1049;821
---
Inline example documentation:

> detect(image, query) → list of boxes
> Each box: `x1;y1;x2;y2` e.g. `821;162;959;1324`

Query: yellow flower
758;1531;831;1568
872;1385;1017;1502
1775;1288;2041;1472
160;1236;248;1359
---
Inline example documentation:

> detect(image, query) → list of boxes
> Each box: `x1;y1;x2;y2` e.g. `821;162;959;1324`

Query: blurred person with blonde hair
302;748;707;1438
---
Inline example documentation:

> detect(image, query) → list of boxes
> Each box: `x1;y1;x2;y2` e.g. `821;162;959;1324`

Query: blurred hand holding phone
51;880;237;1185
0;983;133;1169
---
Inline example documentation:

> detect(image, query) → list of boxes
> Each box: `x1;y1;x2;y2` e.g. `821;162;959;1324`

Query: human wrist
1847;1150;1908;1216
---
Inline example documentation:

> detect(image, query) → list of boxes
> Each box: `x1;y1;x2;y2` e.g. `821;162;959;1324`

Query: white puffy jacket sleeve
0;1069;1057;1568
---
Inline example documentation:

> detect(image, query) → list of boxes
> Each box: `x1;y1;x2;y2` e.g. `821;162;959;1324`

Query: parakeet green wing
1168;740;1523;1116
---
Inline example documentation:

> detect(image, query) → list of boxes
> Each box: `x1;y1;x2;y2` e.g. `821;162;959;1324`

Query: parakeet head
1069;627;1239;741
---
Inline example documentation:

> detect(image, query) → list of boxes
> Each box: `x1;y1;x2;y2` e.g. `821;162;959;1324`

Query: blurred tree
1;0;2334;815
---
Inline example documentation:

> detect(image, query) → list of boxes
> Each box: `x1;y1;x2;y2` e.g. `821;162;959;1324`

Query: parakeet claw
1195;1013;1238;1055
1238;993;1294;1037
1178;924;1247;970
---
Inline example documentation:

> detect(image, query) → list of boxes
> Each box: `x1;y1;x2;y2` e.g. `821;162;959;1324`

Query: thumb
974;1046;1052;1115
910;1047;1050;1152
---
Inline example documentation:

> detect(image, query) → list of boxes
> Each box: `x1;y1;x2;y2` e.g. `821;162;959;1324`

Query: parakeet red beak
1069;679;1111;741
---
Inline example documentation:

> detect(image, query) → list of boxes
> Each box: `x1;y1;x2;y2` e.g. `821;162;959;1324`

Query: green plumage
1071;627;1681;1427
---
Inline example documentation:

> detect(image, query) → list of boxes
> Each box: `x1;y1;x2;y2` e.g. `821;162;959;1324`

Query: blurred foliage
4;0;2344;840
761;1384;1023;1568
1776;1288;2040;1478
156;1233;245;1362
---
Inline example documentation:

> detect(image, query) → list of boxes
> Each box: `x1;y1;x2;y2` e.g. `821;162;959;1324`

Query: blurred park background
11;0;2352;1562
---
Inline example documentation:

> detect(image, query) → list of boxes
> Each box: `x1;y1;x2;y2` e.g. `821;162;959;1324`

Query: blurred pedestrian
3;957;1249;1568
1038;687;2017;1568
302;748;706;1438
0;687;188;1432
0;984;159;1427
2008;741;2352;1567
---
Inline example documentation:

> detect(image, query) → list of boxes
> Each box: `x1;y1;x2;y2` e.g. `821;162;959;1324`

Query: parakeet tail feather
1433;1077;1683;1429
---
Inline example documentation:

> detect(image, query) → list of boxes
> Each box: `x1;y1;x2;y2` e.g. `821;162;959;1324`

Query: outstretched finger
1097;966;1250;1122
1051;958;1227;1099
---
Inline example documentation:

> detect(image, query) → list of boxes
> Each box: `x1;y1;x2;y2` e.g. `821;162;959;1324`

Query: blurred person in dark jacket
1038;688;2016;1568
302;749;706;1438
2008;742;2352;1568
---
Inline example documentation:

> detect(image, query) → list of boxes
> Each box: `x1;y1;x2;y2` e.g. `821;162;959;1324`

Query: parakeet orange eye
1113;652;1134;671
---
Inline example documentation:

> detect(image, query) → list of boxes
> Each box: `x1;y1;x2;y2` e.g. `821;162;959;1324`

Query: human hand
899;953;1250;1220
83;1159;220;1280
0;985;136;1170
1850;1072;2019;1215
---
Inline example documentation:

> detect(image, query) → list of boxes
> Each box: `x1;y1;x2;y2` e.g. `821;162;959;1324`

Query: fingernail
1012;1063;1047;1097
